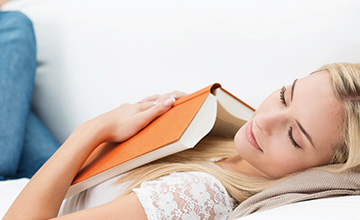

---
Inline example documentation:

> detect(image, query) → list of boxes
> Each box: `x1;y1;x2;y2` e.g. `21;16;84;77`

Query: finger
134;97;176;128
136;100;157;111
170;90;188;99
136;95;175;112
154;93;172;102
140;95;160;102
155;91;187;103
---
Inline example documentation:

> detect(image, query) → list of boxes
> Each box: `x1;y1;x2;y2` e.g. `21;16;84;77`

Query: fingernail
153;101;159;105
163;97;176;107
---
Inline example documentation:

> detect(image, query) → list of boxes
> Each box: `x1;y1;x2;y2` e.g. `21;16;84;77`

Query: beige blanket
228;167;360;219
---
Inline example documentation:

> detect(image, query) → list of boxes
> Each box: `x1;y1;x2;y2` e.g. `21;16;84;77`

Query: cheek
234;125;249;155
254;137;306;178
263;149;321;178
264;152;302;178
269;151;302;173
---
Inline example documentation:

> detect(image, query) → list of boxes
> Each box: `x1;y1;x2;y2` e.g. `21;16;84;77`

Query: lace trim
133;171;234;220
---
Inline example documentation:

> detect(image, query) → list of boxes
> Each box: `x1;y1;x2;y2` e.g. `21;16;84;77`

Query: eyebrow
290;79;298;101
290;79;315;147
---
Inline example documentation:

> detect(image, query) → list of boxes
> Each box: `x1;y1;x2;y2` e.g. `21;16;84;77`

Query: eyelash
280;86;287;106
279;87;302;149
288;127;302;149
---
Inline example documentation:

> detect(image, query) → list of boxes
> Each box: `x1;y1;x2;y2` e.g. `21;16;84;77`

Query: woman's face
234;71;344;179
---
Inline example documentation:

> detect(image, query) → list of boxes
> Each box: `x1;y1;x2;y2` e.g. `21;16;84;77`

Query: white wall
4;0;360;142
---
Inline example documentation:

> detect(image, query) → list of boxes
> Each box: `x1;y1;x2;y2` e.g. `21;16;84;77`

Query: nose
254;110;287;137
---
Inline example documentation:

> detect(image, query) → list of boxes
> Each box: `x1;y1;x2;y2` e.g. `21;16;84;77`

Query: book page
209;86;254;138
208;101;245;138
208;117;240;138
213;87;254;120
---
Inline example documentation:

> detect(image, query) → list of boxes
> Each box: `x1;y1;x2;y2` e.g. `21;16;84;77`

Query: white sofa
2;0;360;219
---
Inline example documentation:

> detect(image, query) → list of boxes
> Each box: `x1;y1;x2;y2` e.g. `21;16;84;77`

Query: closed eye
280;86;302;149
288;127;302;149
280;86;287;106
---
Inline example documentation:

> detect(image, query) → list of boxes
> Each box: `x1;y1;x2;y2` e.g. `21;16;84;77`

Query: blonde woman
4;62;360;219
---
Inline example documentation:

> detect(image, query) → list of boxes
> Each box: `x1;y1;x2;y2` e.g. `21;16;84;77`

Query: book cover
66;83;254;197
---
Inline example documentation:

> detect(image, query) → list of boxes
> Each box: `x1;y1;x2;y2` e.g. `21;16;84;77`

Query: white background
4;0;360;142
2;1;360;219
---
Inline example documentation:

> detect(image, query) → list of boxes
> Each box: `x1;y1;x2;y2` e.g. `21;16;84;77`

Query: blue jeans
0;11;60;179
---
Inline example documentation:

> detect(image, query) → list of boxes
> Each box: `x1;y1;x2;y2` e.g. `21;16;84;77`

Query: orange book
65;83;254;198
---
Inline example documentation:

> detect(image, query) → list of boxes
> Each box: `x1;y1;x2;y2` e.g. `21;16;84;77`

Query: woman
4;13;360;220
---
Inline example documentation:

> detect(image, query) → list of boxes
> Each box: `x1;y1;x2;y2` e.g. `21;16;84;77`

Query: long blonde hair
118;137;274;203
118;62;360;204
318;63;360;171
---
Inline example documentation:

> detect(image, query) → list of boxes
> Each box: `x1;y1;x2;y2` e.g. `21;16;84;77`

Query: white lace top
134;172;235;219
59;171;235;219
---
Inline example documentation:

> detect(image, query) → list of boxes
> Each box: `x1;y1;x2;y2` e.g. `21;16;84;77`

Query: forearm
4;119;108;220
4;95;179;219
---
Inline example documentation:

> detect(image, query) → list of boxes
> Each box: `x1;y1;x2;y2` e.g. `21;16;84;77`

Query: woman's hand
93;90;187;143
4;90;186;220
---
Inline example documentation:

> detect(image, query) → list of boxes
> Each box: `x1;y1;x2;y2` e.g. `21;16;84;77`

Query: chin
265;169;295;179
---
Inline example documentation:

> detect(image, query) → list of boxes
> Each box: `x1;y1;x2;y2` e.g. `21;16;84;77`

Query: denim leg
0;11;36;178
15;112;60;178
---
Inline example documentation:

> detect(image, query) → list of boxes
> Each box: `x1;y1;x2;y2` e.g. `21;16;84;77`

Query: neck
216;155;270;178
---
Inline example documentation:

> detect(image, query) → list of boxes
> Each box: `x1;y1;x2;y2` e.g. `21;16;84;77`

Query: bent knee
0;11;36;57
0;11;33;29
0;11;35;41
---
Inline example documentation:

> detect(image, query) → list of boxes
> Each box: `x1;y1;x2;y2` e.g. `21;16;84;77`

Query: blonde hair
317;63;360;171
118;62;360;203
118;137;275;203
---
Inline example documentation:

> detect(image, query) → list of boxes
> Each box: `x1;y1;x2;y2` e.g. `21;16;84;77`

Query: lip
246;120;263;152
